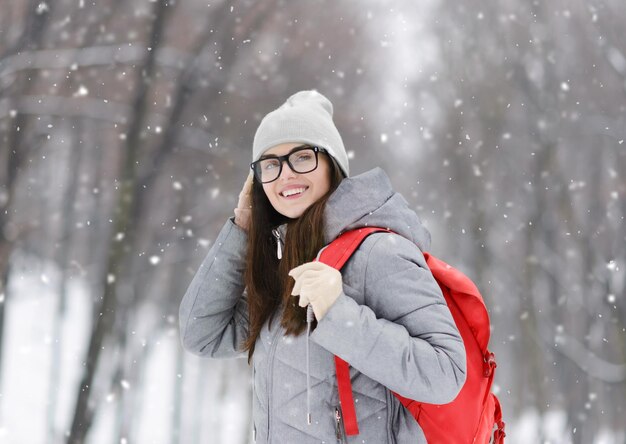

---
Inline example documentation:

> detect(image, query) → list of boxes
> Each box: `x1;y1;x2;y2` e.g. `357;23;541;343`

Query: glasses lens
289;148;317;174
257;158;282;183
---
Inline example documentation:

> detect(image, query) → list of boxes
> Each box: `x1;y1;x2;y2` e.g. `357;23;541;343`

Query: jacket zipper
334;406;347;443
252;364;257;442
266;318;282;443
386;389;398;444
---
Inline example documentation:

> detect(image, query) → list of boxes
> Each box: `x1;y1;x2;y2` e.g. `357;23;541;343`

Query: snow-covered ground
0;255;250;444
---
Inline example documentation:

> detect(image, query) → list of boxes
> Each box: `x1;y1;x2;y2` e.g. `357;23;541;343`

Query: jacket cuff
221;216;248;255
309;293;377;362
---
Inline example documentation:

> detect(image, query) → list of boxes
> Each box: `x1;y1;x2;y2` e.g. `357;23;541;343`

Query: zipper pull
334;407;343;441
272;228;283;260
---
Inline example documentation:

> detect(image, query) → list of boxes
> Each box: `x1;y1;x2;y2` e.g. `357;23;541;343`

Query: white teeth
281;187;307;197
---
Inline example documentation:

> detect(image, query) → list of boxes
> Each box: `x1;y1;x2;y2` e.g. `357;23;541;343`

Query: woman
179;90;466;443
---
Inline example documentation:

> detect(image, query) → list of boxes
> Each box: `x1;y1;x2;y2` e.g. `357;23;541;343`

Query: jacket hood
324;167;431;250
277;167;431;252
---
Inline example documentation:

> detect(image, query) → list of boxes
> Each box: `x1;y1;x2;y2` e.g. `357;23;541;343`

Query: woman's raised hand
234;172;254;232
289;262;343;320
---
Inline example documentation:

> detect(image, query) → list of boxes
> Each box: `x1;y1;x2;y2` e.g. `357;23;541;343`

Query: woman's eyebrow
259;153;278;160
259;145;309;160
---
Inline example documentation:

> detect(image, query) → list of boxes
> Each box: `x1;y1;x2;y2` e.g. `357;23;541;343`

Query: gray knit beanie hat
252;90;350;178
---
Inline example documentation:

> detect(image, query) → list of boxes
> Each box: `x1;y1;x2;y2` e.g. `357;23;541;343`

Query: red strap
320;228;391;437
335;356;360;435
492;395;506;443
318;227;391;270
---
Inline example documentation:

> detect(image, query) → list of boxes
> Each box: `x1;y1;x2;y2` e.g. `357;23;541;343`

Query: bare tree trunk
0;143;20;421
169;195;192;444
0;0;55;418
172;331;185;444
2;0;53;57
47;127;83;443
520;145;553;419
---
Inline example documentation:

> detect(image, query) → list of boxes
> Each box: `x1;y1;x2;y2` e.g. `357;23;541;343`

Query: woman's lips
281;187;308;199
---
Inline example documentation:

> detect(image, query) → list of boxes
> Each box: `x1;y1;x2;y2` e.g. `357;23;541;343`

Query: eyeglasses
250;145;327;184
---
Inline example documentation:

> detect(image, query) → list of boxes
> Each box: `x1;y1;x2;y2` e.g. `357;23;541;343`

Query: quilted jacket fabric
179;167;466;443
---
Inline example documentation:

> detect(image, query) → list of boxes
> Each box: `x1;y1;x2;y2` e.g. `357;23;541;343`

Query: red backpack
317;227;506;443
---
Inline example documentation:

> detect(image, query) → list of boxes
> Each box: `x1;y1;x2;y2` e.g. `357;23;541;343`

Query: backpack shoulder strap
317;227;392;269
317;227;393;436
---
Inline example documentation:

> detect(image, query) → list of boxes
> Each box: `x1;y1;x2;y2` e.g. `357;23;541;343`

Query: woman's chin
278;205;307;219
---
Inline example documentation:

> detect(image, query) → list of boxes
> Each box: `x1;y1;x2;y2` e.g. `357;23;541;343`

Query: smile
280;187;309;199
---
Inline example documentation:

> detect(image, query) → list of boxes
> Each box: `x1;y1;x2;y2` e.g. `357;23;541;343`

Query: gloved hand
233;172;254;232
288;261;343;320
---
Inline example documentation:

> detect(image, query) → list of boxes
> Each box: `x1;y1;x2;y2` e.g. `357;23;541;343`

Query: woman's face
260;142;332;219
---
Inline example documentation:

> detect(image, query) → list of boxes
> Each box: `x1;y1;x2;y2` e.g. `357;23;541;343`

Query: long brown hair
241;153;345;362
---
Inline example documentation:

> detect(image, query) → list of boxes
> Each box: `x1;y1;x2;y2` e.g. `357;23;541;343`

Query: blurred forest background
0;0;625;443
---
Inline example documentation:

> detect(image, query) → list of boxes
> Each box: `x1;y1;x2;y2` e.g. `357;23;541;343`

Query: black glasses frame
250;145;327;183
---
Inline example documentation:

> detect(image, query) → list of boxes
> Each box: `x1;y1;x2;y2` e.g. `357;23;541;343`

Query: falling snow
1;1;624;442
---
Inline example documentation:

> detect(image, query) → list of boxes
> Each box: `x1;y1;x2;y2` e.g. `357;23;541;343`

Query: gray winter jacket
179;167;466;443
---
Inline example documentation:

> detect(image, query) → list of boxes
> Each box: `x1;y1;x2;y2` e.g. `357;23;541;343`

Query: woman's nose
278;160;298;179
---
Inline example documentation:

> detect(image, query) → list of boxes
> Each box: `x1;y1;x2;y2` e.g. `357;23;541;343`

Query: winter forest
0;0;625;443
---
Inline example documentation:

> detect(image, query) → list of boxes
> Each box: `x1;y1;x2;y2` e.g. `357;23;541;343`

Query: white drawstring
306;304;314;425
306;246;329;425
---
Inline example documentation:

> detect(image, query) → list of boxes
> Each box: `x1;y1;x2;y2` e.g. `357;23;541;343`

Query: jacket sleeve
310;232;467;404
179;216;249;359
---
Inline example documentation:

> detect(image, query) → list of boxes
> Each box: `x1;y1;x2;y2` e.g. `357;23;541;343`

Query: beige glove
289;261;343;320
233;172;254;232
